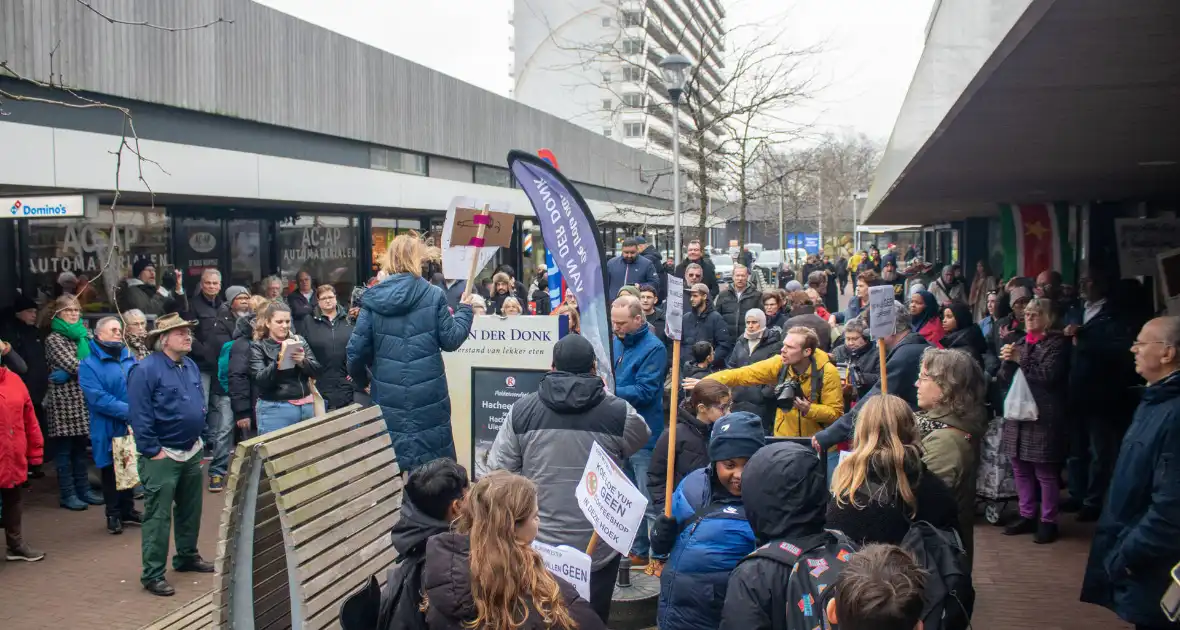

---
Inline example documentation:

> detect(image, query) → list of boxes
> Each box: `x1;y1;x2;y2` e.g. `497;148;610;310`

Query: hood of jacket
88;338;132;362
1143;370;1180;404
890;332;929;356
390;494;453;560
232;313;255;340
921;405;985;437
944;323;986;354
363;273;434;317
537;371;607;414
423;532;477;621
676;404;712;441
740;441;828;543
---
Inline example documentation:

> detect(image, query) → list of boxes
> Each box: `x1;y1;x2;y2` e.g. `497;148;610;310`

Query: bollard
617;556;632;587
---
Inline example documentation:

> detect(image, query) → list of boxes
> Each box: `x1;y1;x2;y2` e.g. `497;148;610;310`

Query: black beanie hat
132;257;155;279
552;333;596;375
708;411;767;462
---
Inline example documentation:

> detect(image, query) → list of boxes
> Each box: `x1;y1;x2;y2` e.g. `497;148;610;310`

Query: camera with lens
159;264;178;291
774;377;803;410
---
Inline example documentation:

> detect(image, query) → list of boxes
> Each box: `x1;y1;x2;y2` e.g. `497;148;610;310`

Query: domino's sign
2;195;90;219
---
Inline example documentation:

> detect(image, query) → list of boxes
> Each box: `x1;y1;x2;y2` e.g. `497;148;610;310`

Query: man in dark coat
814;301;930;451
637;237;667;301
682;283;732;369
715;265;763;343
183;271;238;491
1081;316;1180;630
783;291;832;352
286;270;317;321
3;295;49;453
675;240;719;297
116;259;187;317
607;237;659;301
347;272;474;471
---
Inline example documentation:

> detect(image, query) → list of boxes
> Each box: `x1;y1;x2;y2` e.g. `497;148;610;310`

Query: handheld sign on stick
577;442;649;556
442;196;512;297
663;276;685;517
461;205;492;301
866;285;897;395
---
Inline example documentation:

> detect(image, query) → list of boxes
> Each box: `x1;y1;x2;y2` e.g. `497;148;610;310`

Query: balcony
507;9;513;25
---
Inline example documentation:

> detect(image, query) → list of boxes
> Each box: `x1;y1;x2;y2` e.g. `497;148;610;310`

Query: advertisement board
470;367;546;478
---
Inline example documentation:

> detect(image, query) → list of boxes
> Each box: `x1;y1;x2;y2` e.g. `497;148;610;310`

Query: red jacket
916;318;946;349
0;367;43;489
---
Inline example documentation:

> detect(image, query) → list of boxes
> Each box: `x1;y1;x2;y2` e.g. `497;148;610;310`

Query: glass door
228;219;271;295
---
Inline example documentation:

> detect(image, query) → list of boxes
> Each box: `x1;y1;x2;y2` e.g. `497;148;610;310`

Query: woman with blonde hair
551;290;581;334
500;296;524;317
249;302;322;434
347;231;474;471
41;294;102;510
422;471;604;630
826;395;959;546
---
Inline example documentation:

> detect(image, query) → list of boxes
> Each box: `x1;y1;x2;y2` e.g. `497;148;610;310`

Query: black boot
107;516;123;535
1076;505;1101;523
1034;521;1059;544
144;579;175;597
1003;517;1037;536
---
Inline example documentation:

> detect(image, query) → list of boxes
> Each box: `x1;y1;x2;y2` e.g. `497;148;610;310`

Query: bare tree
0;0;231;309
811;131;880;245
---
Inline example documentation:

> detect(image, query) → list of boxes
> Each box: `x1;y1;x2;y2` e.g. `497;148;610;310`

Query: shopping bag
1003;368;1039;421
112;433;141;491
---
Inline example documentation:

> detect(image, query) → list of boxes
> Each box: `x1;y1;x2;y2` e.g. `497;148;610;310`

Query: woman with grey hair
916;347;987;568
122;309;150;360
724;308;784;433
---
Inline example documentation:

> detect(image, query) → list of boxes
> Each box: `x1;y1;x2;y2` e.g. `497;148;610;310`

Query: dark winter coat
421;533;605;630
286;290;317;322
227;315;257;422
613;325;668;449
825;456;960;546
715;287;764;342
649;406;712;514
368;495;454;630
250;336;323;402
1068;302;1138;412
1000;333;1070;463
815;333;930;450
116;279;187;317
186;293;234;377
347;273;474;471
442;280;469;313
640;246;668;299
0;367;43;489
718;441;832;630
765;309;788;331
726;327;784;433
784;308;832;352
675;256;719;296
607;254;659;300
645;307;670;350
1081;372;1180;628
2;318;48;412
943;324;988;370
830;342;879;399
297;307;356;411
78;340;136;469
682;306;732;369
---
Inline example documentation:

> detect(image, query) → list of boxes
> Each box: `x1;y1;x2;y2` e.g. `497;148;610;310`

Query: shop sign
27;223;165;275
2;194;93;220
281;226;356;263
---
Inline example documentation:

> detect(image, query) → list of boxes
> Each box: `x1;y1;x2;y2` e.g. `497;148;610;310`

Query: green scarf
51;317;91;360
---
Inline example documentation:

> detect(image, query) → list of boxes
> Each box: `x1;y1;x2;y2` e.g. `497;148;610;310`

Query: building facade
0;0;726;317
512;0;727;171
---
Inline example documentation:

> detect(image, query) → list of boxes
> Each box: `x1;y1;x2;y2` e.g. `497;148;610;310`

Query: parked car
712;253;735;283
753;248;808;285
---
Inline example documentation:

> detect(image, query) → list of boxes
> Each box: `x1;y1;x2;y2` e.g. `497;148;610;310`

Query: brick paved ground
0;472;1136;630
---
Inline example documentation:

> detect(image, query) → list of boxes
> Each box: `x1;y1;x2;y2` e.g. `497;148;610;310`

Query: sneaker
1003;517;1037;536
175;556;215;573
79;489;104;506
208;475;225;493
107;515;124;535
1034;521;1059;544
628;553;649;569
6;543;46;562
121;510;144;527
59;495;88;511
133;485;145;500
144;579;175;597
1076;505;1101;523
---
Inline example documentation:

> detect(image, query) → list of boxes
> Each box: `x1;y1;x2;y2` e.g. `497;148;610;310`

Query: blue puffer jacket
78;340;137;469
657;467;756;630
612;324;667;449
347;273;473;471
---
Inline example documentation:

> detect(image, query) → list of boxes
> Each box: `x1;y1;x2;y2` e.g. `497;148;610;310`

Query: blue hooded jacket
78;339;137;469
347;273;473;471
657;412;764;630
612;324;667;449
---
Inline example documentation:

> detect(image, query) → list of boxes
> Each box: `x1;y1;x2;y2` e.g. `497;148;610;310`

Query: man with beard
929;264;965;307
675;240;718;297
117;259;187;316
683;283;732;369
881;259;907;300
607;237;658;301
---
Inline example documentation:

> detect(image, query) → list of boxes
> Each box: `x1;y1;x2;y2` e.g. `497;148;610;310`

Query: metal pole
672;95;682;259
778;190;784;252
817;174;824;255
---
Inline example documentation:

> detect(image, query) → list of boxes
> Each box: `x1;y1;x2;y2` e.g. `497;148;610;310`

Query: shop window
474;165;512;188
369;147;428;176
278;214;359;300
372;218;425;276
25;206;170;313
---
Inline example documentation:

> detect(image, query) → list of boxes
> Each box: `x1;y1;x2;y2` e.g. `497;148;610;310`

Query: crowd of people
2;232;1178;630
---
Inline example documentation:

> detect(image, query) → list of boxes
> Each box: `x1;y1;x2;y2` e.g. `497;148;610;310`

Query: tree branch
73;0;232;32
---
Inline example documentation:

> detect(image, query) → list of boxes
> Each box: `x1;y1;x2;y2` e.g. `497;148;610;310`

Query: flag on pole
999;202;1075;281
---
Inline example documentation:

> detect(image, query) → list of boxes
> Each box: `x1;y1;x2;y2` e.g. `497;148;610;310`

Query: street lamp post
659;54;692;260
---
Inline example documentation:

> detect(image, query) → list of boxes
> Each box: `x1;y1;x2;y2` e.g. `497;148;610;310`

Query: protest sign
441;196;510;280
452;206;514;249
575;442;649;556
531;541;591;602
1116;217;1180;278
867;285;896;340
665;276;684;341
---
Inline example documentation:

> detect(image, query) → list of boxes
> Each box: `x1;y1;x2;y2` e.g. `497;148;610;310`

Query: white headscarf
744;308;767;340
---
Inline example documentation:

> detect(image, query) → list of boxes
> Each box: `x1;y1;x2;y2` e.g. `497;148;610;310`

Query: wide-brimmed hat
147;312;197;343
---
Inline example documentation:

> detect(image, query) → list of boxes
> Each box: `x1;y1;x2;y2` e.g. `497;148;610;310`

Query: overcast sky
253;0;933;143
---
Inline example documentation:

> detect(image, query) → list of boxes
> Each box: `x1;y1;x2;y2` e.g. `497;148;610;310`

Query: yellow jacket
848;254;863;273
708;349;844;438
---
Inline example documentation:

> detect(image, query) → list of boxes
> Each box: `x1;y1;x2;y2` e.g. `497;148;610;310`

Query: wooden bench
129;403;403;630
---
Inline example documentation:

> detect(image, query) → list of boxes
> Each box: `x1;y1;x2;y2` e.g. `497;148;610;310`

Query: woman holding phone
250;302;323;434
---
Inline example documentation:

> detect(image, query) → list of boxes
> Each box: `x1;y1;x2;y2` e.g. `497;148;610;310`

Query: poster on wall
470;367;546;478
1115;217;1180;278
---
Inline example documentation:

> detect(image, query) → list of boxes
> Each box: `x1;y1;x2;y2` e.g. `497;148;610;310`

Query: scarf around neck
51;317;91;360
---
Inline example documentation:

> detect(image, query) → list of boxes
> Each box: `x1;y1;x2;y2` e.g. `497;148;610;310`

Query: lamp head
659;54;692;100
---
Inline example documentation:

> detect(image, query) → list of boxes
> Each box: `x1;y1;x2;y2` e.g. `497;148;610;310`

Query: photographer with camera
116;259;187;317
684;326;842;438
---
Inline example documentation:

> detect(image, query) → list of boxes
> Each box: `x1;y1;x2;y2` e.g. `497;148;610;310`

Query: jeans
53;435;90;501
256;400;314;435
1066;412;1128;509
1011;456;1060;523
625;448;655;558
138;450;204;584
100;465;135;519
205;394;233;478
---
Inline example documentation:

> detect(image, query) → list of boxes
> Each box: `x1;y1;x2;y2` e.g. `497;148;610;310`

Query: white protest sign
867;285;897;339
665;276;684;341
1116;217;1180;279
575;442;649;556
531;541;592;602
441;196;511;280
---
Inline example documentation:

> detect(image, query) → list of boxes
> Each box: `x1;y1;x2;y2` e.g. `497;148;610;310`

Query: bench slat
295;500;402;580
276;447;397;510
289;477;403;547
269;435;389;494
264;419;386;475
256;405;378;458
286;464;399;529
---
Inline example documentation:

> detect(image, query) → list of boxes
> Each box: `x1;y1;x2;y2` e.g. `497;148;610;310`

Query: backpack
899;521;974;630
738;531;858;630
216;341;233;393
339;558;429;630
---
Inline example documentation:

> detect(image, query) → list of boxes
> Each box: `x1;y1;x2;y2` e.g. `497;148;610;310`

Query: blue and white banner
545;249;564;310
508;150;613;391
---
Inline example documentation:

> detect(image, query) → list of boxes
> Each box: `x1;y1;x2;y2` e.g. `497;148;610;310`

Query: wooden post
878;338;888;395
664;340;682;517
460;204;491;301
586;531;599;556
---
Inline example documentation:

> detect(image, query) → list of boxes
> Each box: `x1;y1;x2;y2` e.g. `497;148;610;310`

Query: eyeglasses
1131;340;1169;349
711;402;732;412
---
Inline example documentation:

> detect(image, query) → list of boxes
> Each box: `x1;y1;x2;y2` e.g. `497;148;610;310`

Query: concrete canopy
864;0;1180;225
